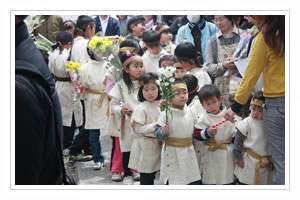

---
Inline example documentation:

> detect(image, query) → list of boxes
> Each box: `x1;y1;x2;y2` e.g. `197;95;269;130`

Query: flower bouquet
65;61;85;95
157;66;177;122
88;35;125;102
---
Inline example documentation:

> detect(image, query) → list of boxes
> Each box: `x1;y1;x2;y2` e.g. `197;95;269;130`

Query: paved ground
73;134;162;185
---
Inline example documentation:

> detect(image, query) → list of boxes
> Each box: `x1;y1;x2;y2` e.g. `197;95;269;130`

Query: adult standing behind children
225;15;285;185
118;15;131;37
94;15;120;36
175;15;218;65
205;15;243;111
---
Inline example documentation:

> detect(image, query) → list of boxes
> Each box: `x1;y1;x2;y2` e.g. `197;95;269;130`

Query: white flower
165;66;176;77
164;82;169;87
169;77;175;83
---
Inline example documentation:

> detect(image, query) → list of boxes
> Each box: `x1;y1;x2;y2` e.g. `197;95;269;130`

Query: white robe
196;107;237;184
128;100;162;173
142;50;161;74
189;67;212;89
157;105;201;185
48;49;83;127
234;117;272;184
108;80;140;152
80;59;109;130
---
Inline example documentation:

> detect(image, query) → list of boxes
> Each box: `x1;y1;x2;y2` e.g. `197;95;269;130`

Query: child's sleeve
154;111;169;141
194;115;212;141
233;128;246;161
132;106;156;136
108;84;122;116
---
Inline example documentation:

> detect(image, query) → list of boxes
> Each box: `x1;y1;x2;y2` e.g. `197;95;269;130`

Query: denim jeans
264;97;285;185
88;129;105;163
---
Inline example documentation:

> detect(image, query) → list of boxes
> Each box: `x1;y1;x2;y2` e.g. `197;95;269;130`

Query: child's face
142;82;159;102
250;104;263;120
179;60;193;71
201;96;222;115
160;60;174;68
86;22;96;39
132;22;145;38
174;68;188;78
172;88;188;107
127;61;145;80
160;32;172;44
146;45;161;55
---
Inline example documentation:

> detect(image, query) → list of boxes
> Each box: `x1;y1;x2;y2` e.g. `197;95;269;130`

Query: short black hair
182;74;198;93
127;15;145;33
137;72;162;102
197;84;221;103
175;42;202;67
119;39;144;56
142;30;160;48
155;22;172;35
159;55;176;67
252;90;265;103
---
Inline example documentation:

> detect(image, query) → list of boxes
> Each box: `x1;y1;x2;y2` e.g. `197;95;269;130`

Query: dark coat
15;21;63;185
94;16;120;36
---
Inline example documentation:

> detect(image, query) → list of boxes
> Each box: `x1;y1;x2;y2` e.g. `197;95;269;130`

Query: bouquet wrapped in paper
64;61;84;94
88;35;125;102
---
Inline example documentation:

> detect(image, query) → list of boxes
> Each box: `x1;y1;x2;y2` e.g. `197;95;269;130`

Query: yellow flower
89;40;97;50
74;62;80;69
120;36;125;42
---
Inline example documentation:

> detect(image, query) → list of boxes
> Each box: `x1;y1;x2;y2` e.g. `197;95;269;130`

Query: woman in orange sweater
225;15;285;185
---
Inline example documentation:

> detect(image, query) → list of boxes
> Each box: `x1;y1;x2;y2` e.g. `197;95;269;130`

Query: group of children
48;15;273;185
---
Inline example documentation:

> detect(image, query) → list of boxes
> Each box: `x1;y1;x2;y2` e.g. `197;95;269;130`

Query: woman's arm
205;38;226;77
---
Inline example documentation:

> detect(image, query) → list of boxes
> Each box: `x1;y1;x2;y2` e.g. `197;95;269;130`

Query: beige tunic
196;107;236;184
188;95;205;174
234;117;272;185
189;67;212;89
70;36;89;66
48;49;83;127
157;105;201;185
108;80;140;152
80;59;109;130
142;50;161;74
128;101;162;173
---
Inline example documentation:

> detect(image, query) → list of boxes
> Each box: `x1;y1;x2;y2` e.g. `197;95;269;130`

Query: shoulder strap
15;60;74;185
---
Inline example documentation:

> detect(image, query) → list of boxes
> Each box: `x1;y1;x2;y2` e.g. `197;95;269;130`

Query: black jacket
94;16;120;36
15;21;64;185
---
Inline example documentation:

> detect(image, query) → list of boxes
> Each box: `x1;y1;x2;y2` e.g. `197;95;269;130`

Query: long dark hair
261;15;285;56
52;31;73;54
74;15;94;38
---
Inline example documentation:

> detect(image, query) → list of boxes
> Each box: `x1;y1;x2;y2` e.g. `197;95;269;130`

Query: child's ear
130;24;136;31
219;96;223;102
123;67;129;73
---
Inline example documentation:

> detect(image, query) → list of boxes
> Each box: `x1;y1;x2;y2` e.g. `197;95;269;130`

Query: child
79;36;110;170
155;22;176;55
195;84;239;184
182;74;205;176
106;38;143;182
142;30;165;74
48;31;83;150
126;15;146;42
159;54;176;69
71;15;95;66
62;20;76;36
68;15;95;161
233;91;273;185
128;72;162;185
175;42;211;89
174;61;188;78
108;51;145;185
155;79;201;185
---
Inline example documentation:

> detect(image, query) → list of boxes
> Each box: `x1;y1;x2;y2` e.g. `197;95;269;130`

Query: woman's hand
225;108;237;123
223;57;238;69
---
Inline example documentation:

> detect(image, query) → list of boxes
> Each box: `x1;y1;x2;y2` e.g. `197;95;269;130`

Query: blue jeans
264;97;285;185
88;129;104;163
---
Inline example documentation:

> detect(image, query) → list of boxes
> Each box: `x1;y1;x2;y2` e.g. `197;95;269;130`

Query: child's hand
237;160;245;168
208;126;217;136
131;120;135;128
162;124;168;135
121;107;131;116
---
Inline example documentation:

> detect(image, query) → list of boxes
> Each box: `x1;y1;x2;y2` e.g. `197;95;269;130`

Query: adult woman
205;15;243;111
225;15;285;185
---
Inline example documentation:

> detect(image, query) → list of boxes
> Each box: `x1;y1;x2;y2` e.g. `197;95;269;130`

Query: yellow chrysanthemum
89;40;97;50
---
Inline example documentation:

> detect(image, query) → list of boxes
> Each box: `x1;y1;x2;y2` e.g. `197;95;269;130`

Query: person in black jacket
15;15;64;185
94;15;120;36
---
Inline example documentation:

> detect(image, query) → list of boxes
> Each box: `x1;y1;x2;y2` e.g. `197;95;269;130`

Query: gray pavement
74;134;162;185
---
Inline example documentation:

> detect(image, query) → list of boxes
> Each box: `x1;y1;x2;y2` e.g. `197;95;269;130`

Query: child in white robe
233;91;273;185
129;72;162;185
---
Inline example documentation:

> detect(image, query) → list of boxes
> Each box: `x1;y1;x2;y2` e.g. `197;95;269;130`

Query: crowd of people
15;14;285;185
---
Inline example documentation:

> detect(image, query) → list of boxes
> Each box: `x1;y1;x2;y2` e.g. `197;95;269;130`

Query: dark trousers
69;100;92;155
140;172;156;185
122;152;131;177
63;114;76;149
165;179;202;185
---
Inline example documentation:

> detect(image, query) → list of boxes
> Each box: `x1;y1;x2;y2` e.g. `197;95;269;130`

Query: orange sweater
234;32;285;105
